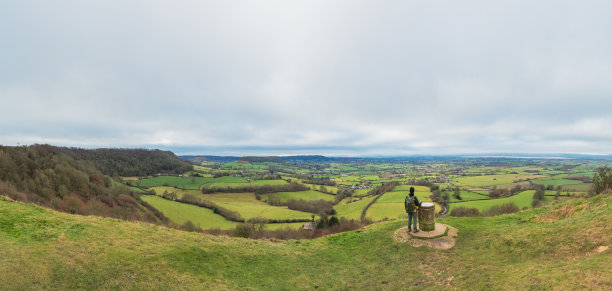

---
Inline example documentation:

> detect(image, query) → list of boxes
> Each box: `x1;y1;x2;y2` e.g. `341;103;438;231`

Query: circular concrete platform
393;223;458;250
409;223;448;239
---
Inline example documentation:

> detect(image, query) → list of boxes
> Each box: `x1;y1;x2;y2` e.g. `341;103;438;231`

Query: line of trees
449;202;520;217
202;182;309;194
293;174;337;186
489;184;524;198
287;199;335;215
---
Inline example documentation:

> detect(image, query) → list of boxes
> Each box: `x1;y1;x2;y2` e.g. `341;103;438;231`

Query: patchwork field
260;190;335;203
447;190;489;202
141;195;237;229
531;177;584;186
367;190;441;221
133;176;247;189
448;190;536;212
453;174;546;187
334;196;377;220
203;193;313;220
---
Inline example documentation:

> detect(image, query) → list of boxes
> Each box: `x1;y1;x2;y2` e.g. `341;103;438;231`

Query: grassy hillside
1;194;611;289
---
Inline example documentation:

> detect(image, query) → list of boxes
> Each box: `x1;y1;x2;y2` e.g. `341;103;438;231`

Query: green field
134;176;248;190
367;190;441;221
562;183;593;192
300;182;339;194
2;194;610;289
334;196;377;220
377;190;432;204
203;193;312;220
250;179;288;186
141;195;304;230
132;176;211;189
141;195;237;229
453;174;545;187
391;185;430;192
150;186;202;198
352;188;370;196
531;177;584;186
447;190;489;202
261;190;335;203
148;187;313;221
449;190;536;212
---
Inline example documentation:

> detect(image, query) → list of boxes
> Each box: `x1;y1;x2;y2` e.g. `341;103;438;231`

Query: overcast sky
1;1;611;156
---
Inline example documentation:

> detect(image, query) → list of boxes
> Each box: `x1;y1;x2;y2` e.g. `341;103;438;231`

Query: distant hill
180;155;240;163
181;155;333;163
279;155;331;162
1;193;610;289
238;156;285;163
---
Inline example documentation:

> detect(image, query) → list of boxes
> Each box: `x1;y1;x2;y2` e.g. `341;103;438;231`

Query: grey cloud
1;1;612;155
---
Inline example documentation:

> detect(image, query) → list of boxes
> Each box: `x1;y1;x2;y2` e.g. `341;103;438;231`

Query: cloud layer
1;1;611;155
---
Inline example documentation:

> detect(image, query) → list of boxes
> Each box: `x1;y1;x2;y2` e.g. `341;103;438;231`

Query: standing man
405;187;422;233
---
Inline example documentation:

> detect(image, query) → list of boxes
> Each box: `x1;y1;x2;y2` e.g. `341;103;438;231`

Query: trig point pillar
418;202;435;231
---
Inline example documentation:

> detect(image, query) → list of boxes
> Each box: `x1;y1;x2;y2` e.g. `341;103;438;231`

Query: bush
181;220;202;232
593;166;612;194
483;202;519;216
234;223;254;238
449;206;481;217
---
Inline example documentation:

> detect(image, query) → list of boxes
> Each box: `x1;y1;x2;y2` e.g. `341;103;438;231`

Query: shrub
234;223;254;238
449;206;481;217
181;220;201;232
593;166;612;194
117;194;138;207
62;195;86;214
483;202;519;216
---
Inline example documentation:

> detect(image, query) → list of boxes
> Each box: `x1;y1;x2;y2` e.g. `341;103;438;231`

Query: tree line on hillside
0;145;168;223
46;145;193;177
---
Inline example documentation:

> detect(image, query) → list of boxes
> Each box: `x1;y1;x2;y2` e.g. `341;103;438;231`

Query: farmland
260;190;335;203
1;146;611;289
117;155;608;231
448;190;536;212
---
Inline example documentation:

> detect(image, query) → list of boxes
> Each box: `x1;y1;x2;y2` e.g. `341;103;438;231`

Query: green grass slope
1;194;611;290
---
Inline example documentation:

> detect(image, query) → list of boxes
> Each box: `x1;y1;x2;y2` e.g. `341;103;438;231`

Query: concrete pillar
418;202;435;231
